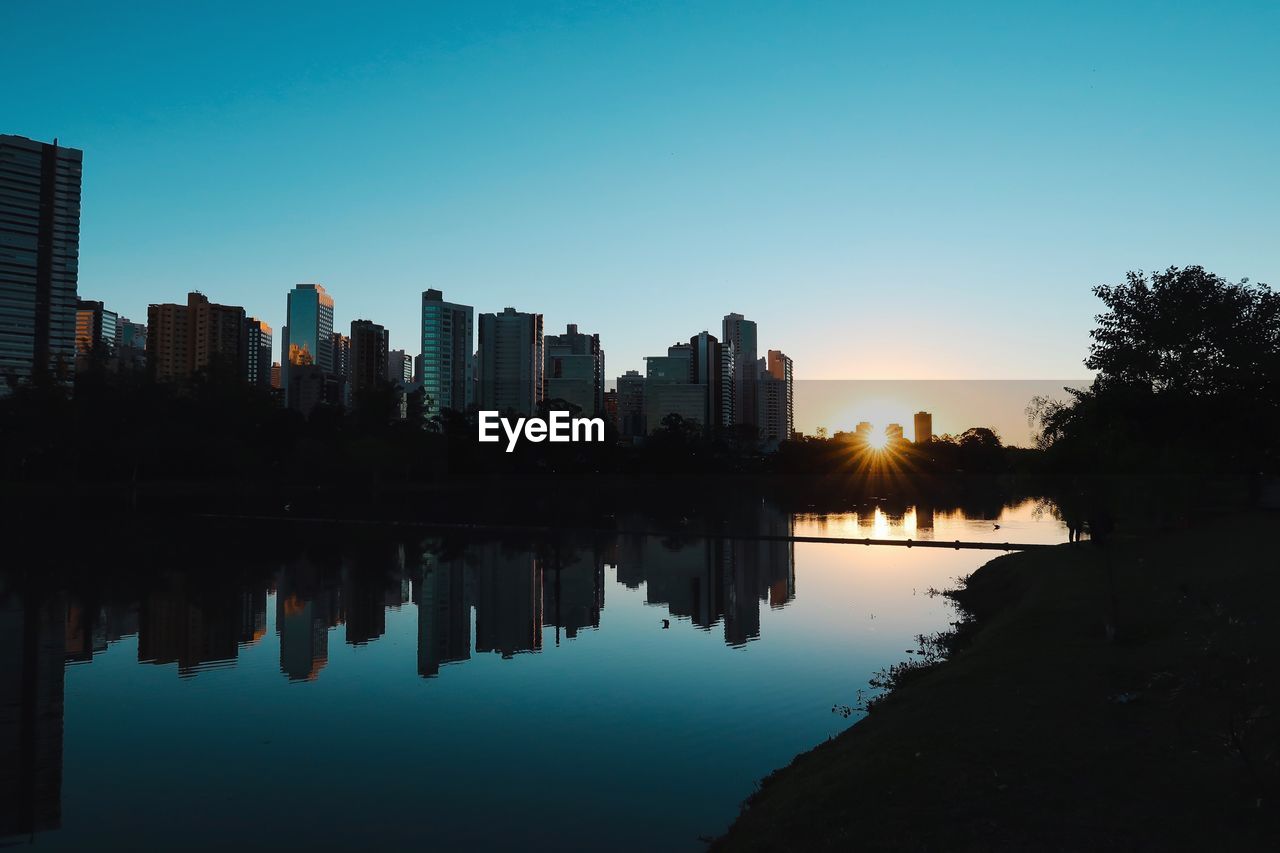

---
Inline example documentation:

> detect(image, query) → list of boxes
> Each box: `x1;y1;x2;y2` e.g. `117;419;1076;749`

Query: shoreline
711;513;1279;851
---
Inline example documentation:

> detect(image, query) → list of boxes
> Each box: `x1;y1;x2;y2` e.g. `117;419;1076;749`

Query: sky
3;0;1277;383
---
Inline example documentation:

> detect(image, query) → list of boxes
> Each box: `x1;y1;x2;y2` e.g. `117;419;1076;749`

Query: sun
864;431;889;451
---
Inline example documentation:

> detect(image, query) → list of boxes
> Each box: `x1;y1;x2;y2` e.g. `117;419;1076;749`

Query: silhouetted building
722;313;758;428
914;411;933;444
886;423;904;441
0;135;82;393
350;319;389;397
603;389;618;430
281;283;334;392
644;345;705;431
690;331;729;431
615;370;646;438
146;292;246;383
244;318;272;389
478;307;543;415
420;289;475;417
855;421;872;439
270;361;281;389
757;349;793;448
544;323;604;415
388;349;412;385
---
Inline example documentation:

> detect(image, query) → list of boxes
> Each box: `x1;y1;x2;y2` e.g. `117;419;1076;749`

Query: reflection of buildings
0;586;65;838
542;549;604;643
615;504;795;647
275;563;341;682
475;543;543;659
137;574;247;674
416;551;473;678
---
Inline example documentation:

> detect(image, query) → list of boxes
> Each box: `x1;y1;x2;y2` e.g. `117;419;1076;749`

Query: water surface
1;500;1064;850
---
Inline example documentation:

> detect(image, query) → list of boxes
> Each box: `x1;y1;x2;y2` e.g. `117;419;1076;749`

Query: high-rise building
420;289;475;417
145;292;245;383
478;307;543;416
330;331;351;406
244;318;272;389
74;299;118;370
281;283;334;383
270;362;282;389
616;370;646;438
544;323;604;416
722;313;758;429
349;319;389;397
388;349;412;385
757;349;794;447
914;411;933;444
0;135;82;392
886;423;904;441
689;331;728;431
644;345;704;432
116;317;147;371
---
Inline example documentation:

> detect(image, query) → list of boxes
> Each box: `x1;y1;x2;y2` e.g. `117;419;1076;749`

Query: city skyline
6;2;1275;382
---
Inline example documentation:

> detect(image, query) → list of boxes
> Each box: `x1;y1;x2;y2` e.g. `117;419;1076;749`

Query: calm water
2;500;1064;850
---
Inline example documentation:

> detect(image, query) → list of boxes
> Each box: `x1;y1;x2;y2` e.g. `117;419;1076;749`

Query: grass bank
713;514;1279;851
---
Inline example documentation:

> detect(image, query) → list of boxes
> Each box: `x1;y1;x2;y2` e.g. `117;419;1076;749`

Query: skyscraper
349;319;389;397
616;369;646;438
0;135;82;392
757;349;794;447
544;323;604;416
145;292;245;383
478;307;543;416
722;313;758;429
244;318;272;389
420;289;475;417
281;283;334;381
689;330;728;431
914;411;933;444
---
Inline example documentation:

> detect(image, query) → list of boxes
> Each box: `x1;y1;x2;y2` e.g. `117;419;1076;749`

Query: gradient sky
4;0;1277;380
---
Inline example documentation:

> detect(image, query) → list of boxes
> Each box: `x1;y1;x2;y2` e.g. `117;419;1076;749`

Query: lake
1;499;1065;850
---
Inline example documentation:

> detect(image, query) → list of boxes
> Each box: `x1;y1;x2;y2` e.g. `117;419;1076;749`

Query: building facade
281;283;334;383
349;319;389;397
757;349;794;447
74;299;118;370
722;313;758;429
420;289;475;417
145;292;245;383
544;323;604;416
0;135;82;391
244;318;272;389
478;307;543;416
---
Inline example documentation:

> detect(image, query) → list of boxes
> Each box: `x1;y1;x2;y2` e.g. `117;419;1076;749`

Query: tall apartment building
616;369;646;438
722;313;758;429
349;319;389;397
244;318;273;389
478;307;543;416
0;135;82;391
145;292;245;383
644;344;705;432
689;330;729;431
388;349;412;385
914;411;933;444
420;289;474;416
756;349;794;447
544;323;604;416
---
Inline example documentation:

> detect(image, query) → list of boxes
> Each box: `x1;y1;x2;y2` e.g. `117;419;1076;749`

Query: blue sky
4;0;1277;379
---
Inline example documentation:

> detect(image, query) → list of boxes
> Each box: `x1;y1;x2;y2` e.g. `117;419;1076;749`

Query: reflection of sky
50;502;1063;850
